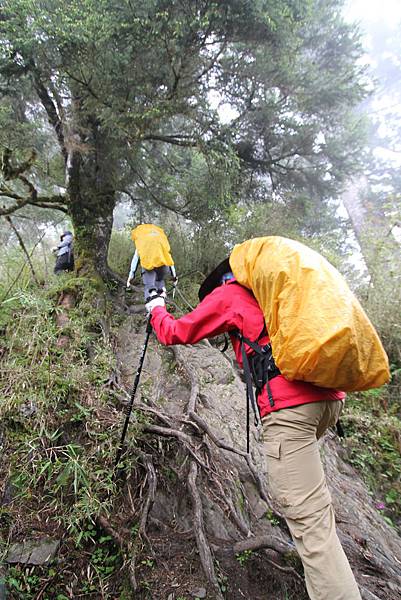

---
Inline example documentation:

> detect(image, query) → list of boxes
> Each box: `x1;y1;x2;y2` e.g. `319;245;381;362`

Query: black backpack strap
232;329;280;453
239;338;261;454
238;334;279;407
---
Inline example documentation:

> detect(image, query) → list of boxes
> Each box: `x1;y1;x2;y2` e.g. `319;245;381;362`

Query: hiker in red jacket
146;260;362;600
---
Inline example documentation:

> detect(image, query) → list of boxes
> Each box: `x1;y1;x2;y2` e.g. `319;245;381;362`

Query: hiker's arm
169;264;177;280
151;287;234;345
128;251;139;280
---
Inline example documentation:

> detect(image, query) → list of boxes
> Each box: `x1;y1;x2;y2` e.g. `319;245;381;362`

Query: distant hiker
126;224;178;301
146;251;364;600
53;230;74;274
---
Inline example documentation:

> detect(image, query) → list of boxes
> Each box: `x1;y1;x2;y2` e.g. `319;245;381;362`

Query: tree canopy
0;0;367;276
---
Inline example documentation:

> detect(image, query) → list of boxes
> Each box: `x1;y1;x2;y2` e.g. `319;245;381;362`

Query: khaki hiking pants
262;401;362;600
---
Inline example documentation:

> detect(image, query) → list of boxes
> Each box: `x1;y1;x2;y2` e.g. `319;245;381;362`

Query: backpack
131;224;174;270
229;236;390;392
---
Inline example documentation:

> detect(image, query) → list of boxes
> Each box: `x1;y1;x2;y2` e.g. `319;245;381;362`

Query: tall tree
0;0;367;278
341;16;401;280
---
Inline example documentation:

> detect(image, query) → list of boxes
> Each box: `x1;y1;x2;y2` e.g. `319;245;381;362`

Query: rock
190;588;207;598
19;401;37;418
6;538;60;565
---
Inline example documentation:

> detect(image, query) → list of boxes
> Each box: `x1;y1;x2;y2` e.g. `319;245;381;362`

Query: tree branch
0;227;48;304
142;133;197;147
5;216;40;285
30;63;67;160
28;201;69;214
0;195;32;215
1;147;37;180
196;42;227;82
130;165;185;215
0;148;68;216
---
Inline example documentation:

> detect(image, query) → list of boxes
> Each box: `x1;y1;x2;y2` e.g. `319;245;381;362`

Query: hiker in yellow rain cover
126;224;177;301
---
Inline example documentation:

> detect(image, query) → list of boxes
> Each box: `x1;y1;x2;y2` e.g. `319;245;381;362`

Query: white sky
344;0;401;27
344;0;401;170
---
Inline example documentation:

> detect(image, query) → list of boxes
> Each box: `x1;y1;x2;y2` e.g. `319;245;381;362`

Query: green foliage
0;276;144;597
0;281;121;527
342;394;401;528
6;566;41;600
235;549;253;566
107;228;134;277
265;508;281;527
81;535;121;594
363;263;401;382
0;0;368;277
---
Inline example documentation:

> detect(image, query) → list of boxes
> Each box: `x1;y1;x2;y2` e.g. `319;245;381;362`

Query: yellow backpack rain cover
229;236;390;392
131;224;174;271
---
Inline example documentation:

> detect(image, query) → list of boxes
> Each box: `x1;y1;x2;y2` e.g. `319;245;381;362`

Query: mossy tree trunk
66;113;117;280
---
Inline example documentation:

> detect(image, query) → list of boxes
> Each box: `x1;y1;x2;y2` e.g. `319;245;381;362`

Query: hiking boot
145;289;158;303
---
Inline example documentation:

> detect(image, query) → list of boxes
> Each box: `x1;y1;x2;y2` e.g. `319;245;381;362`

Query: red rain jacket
151;280;345;418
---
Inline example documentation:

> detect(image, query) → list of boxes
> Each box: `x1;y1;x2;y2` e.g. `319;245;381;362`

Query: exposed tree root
233;535;289;555
172;346;199;413
96;514;126;550
136;451;157;537
188;410;271;504
111;326;304;596
144;423;210;470
128;449;158;591
263;553;304;582
187;460;225;600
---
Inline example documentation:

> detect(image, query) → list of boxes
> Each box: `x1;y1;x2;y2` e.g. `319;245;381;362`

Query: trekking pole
114;316;153;470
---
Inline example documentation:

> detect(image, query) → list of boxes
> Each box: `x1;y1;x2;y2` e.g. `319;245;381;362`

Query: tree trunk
66;110;117;280
342;176;400;280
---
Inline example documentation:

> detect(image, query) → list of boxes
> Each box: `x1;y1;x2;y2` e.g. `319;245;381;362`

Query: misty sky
344;0;401;167
344;0;401;28
344;0;401;246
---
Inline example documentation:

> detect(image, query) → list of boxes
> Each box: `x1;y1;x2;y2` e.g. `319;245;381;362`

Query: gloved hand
173;276;178;287
126;276;132;288
146;295;165;314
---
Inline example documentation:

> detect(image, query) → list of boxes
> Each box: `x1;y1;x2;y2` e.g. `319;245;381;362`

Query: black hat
198;257;231;301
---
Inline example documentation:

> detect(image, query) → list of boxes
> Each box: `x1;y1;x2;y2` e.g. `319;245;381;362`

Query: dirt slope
116;315;401;600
